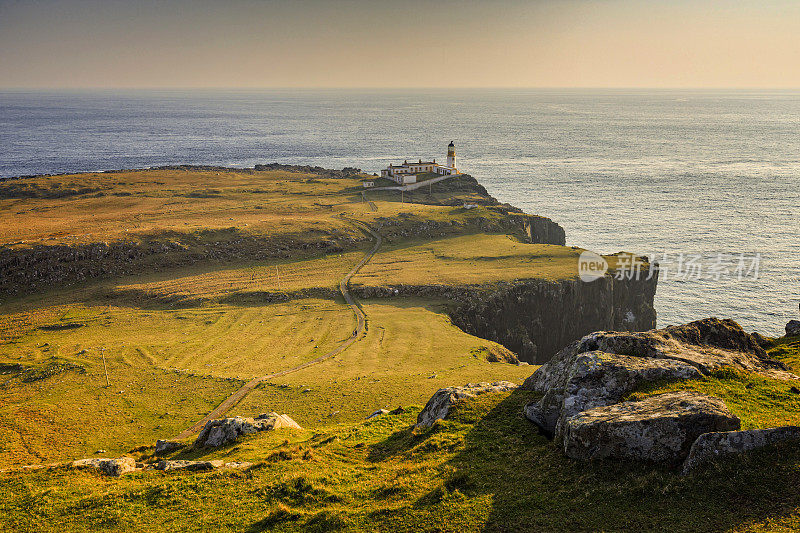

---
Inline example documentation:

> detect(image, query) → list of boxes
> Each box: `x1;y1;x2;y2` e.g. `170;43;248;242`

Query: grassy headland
1;165;784;532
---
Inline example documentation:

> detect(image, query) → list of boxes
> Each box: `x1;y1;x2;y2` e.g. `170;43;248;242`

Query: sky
1;0;799;89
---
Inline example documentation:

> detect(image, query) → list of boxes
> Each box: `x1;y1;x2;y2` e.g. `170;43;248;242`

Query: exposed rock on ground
154;460;252;472
416;382;517;428
156;460;224;471
72;457;137;477
194;413;301;448
682;426;800;474
524;318;797;436
366;409;389;420
155;440;185;455
787;320;800;337
562;391;740;462
523;351;702;437
521;318;799;466
577;318;790;378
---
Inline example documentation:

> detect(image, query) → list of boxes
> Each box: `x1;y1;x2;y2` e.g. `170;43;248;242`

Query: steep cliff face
449;274;658;364
0;229;366;298
354;272;658;364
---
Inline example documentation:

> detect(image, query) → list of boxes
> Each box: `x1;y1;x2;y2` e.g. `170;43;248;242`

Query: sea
1;89;798;335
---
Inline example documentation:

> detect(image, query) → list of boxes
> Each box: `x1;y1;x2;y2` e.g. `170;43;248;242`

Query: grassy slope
0;168;543;469
4;374;800;532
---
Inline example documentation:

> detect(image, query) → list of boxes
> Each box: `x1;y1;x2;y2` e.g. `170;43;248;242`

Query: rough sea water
1;89;798;335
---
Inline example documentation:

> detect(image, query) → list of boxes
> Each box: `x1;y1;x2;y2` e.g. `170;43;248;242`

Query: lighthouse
446;141;456;170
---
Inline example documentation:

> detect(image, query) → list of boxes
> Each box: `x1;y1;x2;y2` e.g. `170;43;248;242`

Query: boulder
194;413;301;448
366;409;389;420
562;391;740;462
155;460;252;472
154;439;185;455
787;320;800;337
72;457;137;477
155;460;223;472
576;318;790;377
682;426;800;473
416;381;517;428
523;351;702;437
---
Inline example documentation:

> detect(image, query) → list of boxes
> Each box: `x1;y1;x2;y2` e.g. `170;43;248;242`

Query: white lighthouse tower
446;141;456;170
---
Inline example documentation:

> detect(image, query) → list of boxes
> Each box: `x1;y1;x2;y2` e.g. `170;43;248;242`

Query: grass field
4;361;800;532
0;168;508;251
354;234;584;286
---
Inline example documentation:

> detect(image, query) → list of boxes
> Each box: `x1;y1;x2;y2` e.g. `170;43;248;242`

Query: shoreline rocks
787;320;800;337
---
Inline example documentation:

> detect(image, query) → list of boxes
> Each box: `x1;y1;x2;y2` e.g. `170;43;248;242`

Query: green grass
0;356;239;467
0;293;531;465
624;336;800;430
4;389;800;532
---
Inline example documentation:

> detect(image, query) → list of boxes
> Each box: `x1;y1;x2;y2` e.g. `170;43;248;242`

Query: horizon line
3;86;800;92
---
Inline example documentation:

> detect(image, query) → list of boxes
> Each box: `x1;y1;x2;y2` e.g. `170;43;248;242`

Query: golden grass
114;250;366;298
0;299;356;381
353;234;584;285
236;298;534;425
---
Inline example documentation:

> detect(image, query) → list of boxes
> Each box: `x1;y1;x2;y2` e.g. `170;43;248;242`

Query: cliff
353;271;657;364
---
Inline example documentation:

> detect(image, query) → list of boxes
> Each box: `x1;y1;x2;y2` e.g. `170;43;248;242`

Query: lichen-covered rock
154;440;185;455
416;381;517;428
787;320;800;337
682;426;800;473
72;457;137;477
155;460;223;471
562;392;740;462
154;460;252;472
577;318;790;377
523;318;796;437
194;413;301;448
523;351;702;437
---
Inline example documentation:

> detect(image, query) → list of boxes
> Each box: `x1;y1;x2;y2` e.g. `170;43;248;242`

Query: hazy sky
1;0;799;88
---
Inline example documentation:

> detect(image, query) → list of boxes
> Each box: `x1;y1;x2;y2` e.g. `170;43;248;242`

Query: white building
380;142;458;184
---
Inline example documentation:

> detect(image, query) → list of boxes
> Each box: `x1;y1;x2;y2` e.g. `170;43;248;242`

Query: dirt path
174;219;381;440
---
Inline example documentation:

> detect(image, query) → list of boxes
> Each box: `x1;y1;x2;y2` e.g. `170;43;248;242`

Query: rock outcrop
155;440;185;455
523;318;796;437
523;350;702;438
72;457;137;477
681;426;800;474
787;320;800;337
416;382;518;428
562;391;740;462
522;318;800;465
154;459;252;472
194;413;301;448
578;318;790;378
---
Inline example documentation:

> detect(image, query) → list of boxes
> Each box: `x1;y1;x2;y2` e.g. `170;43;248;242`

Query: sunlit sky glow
1;0;799;88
